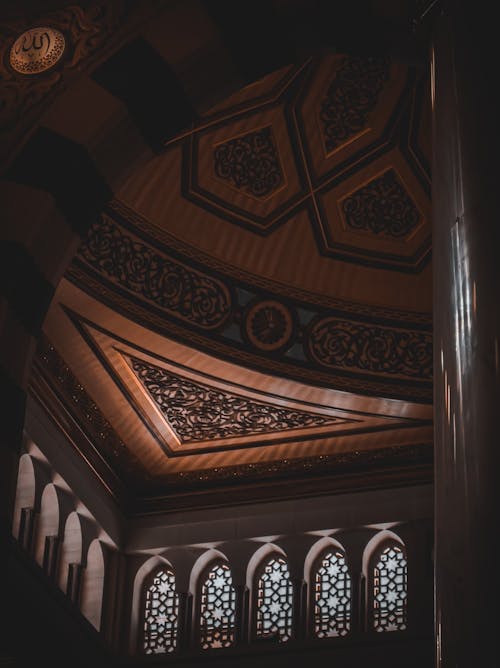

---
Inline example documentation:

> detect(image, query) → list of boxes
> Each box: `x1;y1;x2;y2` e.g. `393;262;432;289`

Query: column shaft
177;592;191;651
235;584;249;644
292;579;306;640
432;2;500;665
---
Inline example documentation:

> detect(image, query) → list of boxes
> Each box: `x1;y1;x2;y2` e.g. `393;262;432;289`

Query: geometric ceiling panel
84;322;383;457
185;103;306;234
315;151;430;271
128;355;346;444
213;126;284;200
37;275;433;510
319;55;390;154
296;54;409;184
31;330;434;513
175;52;431;269
340;168;421;239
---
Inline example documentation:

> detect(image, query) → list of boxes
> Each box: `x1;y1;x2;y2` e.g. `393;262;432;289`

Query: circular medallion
244;299;295;352
10;27;65;75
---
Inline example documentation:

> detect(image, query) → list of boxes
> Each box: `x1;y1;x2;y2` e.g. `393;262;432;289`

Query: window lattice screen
256;556;293;642
314;550;351;637
143;569;179;654
373;544;407;632
200;562;236;649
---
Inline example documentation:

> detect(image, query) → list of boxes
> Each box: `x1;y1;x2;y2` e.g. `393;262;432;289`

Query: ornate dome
2;0;432;513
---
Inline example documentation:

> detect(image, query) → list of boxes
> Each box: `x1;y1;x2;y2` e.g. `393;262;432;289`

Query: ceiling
20;0;433;514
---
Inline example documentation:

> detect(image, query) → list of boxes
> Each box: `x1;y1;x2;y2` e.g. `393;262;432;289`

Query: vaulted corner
1;2;440;668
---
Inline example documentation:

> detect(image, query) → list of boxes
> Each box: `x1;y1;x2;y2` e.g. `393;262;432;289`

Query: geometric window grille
373;544;407;632
200;562;236;649
256;556;293;642
143;569;179;654
314;550;351;637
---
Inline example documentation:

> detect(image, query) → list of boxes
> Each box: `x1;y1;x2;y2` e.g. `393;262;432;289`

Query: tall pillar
67;562;83;604
432;2;500;665
234;584;249;644
177;591;192;651
352;571;366;635
292;578;306;640
42;534;60;579
18;507;35;552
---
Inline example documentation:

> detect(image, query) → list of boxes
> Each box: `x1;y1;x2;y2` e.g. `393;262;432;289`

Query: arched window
372;542;407;632
199;561;236;649
313;549;351;638
13;453;36;549
143;569;179;654
255;555;293;642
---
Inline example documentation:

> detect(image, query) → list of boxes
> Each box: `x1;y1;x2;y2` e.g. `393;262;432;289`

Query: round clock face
244;299;295;352
10;27;66;75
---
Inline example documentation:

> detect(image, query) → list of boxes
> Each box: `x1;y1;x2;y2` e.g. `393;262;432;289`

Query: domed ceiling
24;1;433;514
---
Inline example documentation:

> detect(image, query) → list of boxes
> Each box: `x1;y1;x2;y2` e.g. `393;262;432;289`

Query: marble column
18;507;35;552
67;562;83;604
432;2;500;665
176;591;192;651
292;578;306;640
352;571;366;635
234;584;249;644
43;534;59;580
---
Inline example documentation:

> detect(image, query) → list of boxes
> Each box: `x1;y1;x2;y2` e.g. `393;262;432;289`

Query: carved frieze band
34;337;145;483
79;216;232;329
320;56;390;153
33;338;432;499
341;169;421;238
213;126;283;198
163;442;433;487
306;317;432;378
130;356;341;443
73;207;432;394
105;201;432;324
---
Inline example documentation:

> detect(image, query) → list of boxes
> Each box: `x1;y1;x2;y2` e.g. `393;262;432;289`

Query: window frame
252;552;294;644
309;546;352;639
140;565;180;655
367;539;408;634
195;558;237;651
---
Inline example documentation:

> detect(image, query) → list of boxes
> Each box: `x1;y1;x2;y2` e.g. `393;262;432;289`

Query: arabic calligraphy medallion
10;27;65;74
243;299;295;353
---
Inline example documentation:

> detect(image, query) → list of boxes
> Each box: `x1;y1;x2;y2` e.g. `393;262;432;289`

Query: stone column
177;591;192;651
67;562;83;604
19;507;35;551
432;2;500;665
43;534;59;579
234;584;249;644
292;578;306;640
352;571;366;635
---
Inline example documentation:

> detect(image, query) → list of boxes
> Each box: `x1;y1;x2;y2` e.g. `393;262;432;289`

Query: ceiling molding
69;201;432;403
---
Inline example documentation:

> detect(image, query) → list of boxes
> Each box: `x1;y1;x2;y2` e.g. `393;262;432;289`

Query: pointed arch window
199;562;236;649
143;569;179;654
256;555;293;642
372;542;407;632
313;549;351;637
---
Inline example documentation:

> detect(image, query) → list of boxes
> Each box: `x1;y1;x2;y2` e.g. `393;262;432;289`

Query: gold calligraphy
10;27;65;74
